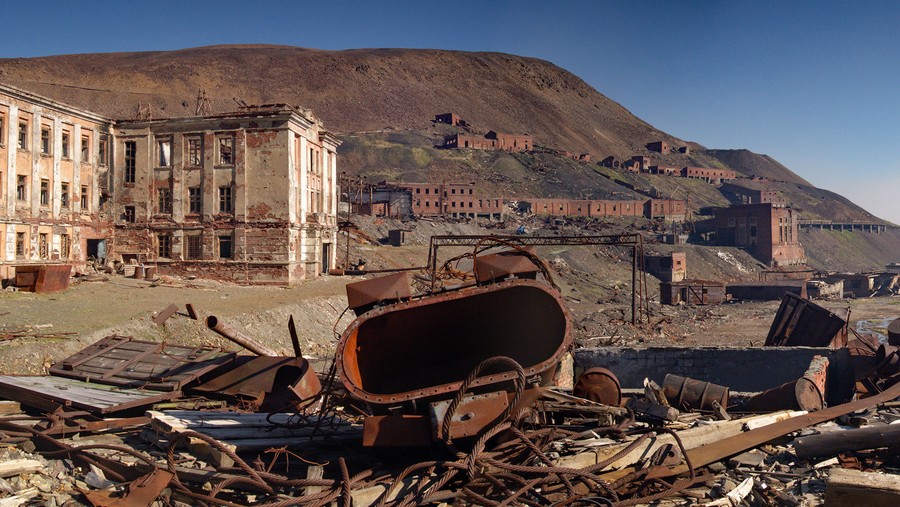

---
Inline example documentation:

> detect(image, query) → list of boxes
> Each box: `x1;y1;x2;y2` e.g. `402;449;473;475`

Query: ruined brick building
404;182;504;220
1;84;339;285
443;131;532;152
711;203;806;267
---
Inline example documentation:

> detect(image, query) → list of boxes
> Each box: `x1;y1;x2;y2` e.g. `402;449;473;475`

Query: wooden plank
148;411;348;431
0;376;174;414
825;468;900;507
0;459;42;478
0;401;22;415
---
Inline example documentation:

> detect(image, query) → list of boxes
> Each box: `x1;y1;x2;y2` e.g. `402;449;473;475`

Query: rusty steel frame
426;234;649;324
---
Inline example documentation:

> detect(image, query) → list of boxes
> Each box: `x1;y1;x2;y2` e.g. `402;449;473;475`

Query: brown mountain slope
0;45;677;158
705;149;811;186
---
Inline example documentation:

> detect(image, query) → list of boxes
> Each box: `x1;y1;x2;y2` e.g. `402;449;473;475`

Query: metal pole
632;245;637;325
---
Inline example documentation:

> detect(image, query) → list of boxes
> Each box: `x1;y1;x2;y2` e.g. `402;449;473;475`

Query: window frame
217;135;235;166
81;134;91;163
124;141;137;183
188;186;202;214
157;234;171;259
61;129;71;159
157;187;172;214
186;234;203;260
157;137;172;167
18;121;28;150
218;234;234;259
218;185;234;214
186;136;203;167
16;175;27;201
60;182;70;208
40;125;51;155
40;179;50;206
124;205;136;223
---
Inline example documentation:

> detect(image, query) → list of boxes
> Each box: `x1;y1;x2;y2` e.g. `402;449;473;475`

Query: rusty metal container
14;264;72;293
743;355;828;412
888;319;900;346
132;265;146;279
144;266;158;280
876;344;900;377
345;272;412;316
337;279;572;409
662;374;730;412
573;367;622;406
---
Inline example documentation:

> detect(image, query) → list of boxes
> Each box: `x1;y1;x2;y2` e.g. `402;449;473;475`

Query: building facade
0;84;113;281
712;203;806;267
1;83;339;286
404;182;503;219
443;131;532;152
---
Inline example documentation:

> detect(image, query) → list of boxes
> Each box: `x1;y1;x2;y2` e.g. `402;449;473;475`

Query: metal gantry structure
426;234;650;324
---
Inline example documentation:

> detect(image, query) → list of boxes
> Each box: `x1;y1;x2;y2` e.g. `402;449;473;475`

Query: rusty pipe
206;315;277;356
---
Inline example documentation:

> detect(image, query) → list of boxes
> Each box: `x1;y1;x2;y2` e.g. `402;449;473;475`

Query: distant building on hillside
682;167;737;183
720;182;787;207
443;130;532;152
401;182;503;220
434;113;467;127
646;141;670;154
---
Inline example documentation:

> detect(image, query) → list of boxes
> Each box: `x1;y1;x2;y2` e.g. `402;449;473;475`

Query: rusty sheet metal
662;374;729;412
429;391;510;440
362;414;432;447
889;318;900;346
337;279;573;407
49;335;234;392
0;375;179;414
474;248;540;284
152;303;179;325
191;356;321;411
345;272;412;316
83;468;174;507
14;264;72;293
573;368;622;406
765;292;847;348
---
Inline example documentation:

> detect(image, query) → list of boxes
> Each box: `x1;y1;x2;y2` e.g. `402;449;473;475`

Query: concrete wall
574;346;853;402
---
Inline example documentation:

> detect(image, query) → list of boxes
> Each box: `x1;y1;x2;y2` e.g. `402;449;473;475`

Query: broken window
218;136;234;165
157;139;171;167
81;185;88;209
124;205;136;223
40;126;51;155
158;234;171;258
15;232;26;258
17;175;27;201
39;233;48;259
124;141;137;183
187;136;203;166
81;135;90;162
61;182;70;208
158;188;172;214
187;235;202;260
17;121;28;150
218;235;234;259
60;234;71;259
61;130;70;158
218;186;233;213
99;138;108;166
188;186;202;214
40;179;49;206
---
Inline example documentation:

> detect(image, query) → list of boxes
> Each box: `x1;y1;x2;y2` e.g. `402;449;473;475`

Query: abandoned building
0;83;113;281
404;182;504;220
681;167;737;183
645;252;686;283
520;197;688;222
646;141;670;154
433;113;466;127
726;280;807;301
648;165;680;176
599;156;620;169
443;131;532;152
720;182;787;206
0;83;340;286
349;182;412;218
709;203;807;267
660;279;727;305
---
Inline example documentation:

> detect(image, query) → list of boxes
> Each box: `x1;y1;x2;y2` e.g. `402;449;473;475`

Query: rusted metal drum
132;265;145;279
144;266;157;280
888;318;900;346
743;377;824;412
662;374;730;412
876;344;900;377
336;278;573;409
573;367;622;406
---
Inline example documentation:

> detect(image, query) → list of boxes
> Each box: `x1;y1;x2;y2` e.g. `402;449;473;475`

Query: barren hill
0;45;679;158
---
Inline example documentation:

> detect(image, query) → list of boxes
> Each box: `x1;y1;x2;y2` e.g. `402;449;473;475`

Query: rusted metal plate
337;279;573;406
765;293;847;348
83;467;174;507
49;335;234;391
152;303;179;325
345;272;412;315
474;248;540;283
573;368;622;406
429;391;509;440
362;414;432;447
191;356;321;411
14;264;71;293
0;375;178;414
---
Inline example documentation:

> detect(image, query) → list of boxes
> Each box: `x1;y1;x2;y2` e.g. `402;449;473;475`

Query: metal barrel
206;315;278;357
662;374;730;412
743;377;824;412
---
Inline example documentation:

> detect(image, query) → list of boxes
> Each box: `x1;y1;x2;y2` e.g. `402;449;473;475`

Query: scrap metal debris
0;239;898;506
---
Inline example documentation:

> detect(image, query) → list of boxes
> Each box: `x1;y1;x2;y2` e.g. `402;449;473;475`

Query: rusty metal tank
336;278;573;409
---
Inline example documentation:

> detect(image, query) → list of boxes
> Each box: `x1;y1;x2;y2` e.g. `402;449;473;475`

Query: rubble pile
1;236;899;506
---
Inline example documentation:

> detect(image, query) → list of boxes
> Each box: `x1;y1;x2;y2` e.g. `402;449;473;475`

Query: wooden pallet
146;410;361;467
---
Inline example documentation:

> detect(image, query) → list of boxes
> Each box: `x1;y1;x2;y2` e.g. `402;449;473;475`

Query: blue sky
4;1;898;222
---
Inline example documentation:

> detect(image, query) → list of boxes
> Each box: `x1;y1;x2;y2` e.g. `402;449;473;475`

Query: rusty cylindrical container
876;344;900;377
336;278;573;410
662;374;730;412
573;367;622;406
743;377;824;412
887;319;900;347
132;265;145;279
144;266;158;280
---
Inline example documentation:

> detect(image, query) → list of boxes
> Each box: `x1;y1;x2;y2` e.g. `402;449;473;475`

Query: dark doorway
87;239;107;260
